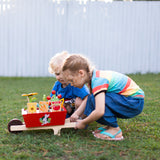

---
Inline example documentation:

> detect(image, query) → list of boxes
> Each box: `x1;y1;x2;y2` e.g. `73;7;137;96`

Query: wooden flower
28;103;37;113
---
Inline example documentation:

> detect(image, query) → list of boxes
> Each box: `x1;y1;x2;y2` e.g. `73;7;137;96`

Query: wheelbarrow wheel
8;119;23;133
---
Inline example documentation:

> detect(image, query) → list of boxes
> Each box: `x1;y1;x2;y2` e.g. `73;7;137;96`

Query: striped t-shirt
91;70;144;99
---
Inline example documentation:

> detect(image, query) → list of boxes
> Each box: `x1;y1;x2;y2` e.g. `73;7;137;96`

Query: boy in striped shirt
62;54;144;141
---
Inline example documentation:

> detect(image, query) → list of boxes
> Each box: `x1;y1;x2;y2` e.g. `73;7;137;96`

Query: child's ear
79;70;85;76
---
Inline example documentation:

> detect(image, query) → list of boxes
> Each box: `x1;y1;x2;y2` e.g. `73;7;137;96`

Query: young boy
48;51;89;117
62;54;144;140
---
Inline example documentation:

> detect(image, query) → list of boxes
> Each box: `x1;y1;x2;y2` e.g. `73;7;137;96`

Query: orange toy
39;101;48;113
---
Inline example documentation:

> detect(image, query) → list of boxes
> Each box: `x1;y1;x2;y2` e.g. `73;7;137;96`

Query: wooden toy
27;102;37;113
22;92;38;102
39;101;48;113
8;91;76;135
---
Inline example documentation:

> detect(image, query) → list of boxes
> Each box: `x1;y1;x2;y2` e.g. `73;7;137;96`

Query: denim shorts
84;92;144;127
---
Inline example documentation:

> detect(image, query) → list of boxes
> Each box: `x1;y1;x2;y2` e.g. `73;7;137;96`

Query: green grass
0;74;160;160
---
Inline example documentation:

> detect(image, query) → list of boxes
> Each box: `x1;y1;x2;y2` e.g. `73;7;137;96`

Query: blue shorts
84;92;144;127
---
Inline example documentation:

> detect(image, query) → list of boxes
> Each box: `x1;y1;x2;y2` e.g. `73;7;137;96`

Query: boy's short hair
62;54;93;73
48;51;69;74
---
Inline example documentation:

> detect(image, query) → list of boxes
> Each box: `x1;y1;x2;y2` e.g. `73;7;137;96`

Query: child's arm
70;95;88;122
76;92;105;129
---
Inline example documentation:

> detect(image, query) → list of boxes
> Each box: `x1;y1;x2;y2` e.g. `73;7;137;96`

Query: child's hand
70;113;79;122
75;119;86;129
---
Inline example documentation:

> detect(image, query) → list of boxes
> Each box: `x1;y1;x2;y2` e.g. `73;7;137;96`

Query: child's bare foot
93;127;124;141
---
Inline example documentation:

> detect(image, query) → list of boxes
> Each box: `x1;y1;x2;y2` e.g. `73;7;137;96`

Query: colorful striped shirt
91;70;144;99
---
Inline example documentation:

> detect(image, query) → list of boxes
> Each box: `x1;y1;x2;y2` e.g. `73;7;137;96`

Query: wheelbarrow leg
53;127;61;136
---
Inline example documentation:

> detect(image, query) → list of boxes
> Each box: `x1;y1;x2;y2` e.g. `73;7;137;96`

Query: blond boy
48;51;89;117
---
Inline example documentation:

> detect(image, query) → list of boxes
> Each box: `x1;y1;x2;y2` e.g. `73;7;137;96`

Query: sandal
92;126;109;134
93;129;124;141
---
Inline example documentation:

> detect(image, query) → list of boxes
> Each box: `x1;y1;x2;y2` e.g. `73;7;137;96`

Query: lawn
0;74;160;160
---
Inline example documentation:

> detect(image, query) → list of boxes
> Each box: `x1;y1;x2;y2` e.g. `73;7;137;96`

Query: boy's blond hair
48;51;69;74
62;54;93;73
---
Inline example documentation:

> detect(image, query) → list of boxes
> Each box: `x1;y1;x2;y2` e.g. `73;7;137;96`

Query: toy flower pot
39;101;48;113
51;101;61;112
27;102;37;114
